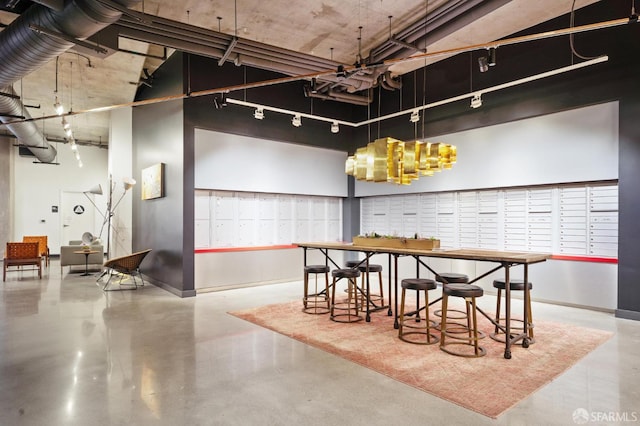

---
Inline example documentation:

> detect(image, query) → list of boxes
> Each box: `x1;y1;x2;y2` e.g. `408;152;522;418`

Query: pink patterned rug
229;299;613;418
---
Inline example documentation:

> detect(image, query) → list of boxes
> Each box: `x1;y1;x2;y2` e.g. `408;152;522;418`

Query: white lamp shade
123;177;137;191
85;184;103;195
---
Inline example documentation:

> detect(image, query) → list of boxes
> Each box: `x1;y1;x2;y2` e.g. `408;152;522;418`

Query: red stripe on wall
195;244;298;253
551;254;618;264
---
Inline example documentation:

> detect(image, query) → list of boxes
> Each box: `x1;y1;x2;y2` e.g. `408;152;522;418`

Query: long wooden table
296;241;551;359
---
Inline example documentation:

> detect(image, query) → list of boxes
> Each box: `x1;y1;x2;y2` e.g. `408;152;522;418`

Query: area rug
229;299;613;418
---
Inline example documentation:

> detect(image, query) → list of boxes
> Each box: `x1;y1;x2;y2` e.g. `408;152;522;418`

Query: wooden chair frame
3;242;42;282
23;235;50;267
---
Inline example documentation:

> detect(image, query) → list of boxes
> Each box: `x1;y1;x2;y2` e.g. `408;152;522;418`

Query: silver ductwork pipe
0;87;58;163
0;0;141;162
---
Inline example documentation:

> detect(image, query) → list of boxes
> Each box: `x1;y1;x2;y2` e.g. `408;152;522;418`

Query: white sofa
60;241;104;275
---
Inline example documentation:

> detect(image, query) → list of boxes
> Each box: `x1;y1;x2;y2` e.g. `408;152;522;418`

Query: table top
73;250;100;254
295;241;551;265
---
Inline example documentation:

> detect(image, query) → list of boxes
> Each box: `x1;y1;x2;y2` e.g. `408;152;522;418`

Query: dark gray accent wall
617;95;640;320
133;54;195;297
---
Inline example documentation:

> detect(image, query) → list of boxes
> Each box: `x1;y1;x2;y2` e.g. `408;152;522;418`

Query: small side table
74;250;99;276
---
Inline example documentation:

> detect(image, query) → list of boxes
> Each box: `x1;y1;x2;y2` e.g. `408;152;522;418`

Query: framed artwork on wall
141;163;165;200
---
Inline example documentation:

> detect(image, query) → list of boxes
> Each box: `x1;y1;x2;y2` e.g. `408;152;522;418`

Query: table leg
522;264;531;348
365;254;371;322
393;254;399;329
81;253;90;276
504;264;512;359
387;254;393;316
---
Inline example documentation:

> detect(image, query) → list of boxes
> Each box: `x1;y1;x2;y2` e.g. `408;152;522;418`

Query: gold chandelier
345;137;457;185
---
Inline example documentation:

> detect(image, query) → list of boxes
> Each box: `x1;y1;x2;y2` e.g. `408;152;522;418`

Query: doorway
61;191;100;244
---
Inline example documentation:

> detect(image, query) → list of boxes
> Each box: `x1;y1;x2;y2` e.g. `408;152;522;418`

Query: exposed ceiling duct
113;12;381;104
0;0;141;162
368;0;511;65
109;1;513;106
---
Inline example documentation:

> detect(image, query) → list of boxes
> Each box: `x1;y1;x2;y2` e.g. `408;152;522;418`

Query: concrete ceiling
0;0;602;148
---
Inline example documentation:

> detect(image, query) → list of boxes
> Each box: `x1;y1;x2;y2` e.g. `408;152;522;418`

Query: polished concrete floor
1;261;639;426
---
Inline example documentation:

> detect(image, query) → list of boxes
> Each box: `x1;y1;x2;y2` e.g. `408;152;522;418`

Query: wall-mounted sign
73;205;85;215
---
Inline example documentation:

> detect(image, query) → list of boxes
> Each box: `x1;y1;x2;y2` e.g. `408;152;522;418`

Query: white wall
194;129;348;197
13;142;108;255
109;107;134;258
355;102;619;196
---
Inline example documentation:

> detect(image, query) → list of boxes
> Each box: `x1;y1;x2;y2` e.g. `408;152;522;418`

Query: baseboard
143;274;196;298
615;309;640;321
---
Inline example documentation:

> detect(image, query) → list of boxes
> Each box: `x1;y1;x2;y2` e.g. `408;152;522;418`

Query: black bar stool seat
435;272;470;284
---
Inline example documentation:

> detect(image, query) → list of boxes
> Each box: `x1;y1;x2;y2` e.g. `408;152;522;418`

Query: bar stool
302;265;330;314
330;268;363;323
435;272;469;285
434;272;470;327
440;283;486;358
345;260;385;308
491;278;534;344
398;278;439;345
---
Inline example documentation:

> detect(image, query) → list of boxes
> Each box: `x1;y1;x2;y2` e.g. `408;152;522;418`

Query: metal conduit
115;11;381;96
0;0;141;162
369;0;510;63
119;13;346;72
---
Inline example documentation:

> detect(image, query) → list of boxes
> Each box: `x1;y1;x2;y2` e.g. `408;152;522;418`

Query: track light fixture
410;109;420;123
479;47;497;73
470;93;482;109
254;107;264;120
213;93;227;109
65;127;73;138
478;56;489;73
488;47;497;67
331;121;339;133
292;114;302;127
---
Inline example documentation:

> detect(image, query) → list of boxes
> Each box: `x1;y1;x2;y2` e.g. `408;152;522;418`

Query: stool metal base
331;271;362;323
303;266;330;315
440;342;487;358
490;318;535;344
439;285;486;358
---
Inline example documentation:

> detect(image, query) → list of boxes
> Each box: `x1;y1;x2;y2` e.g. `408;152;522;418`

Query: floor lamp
83;176;136;259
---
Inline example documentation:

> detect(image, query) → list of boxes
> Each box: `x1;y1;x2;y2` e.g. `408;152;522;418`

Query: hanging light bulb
74;151;80;161
62;117;70;130
70;142;78;152
78;160;83;168
53;96;64;115
65;127;73;137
